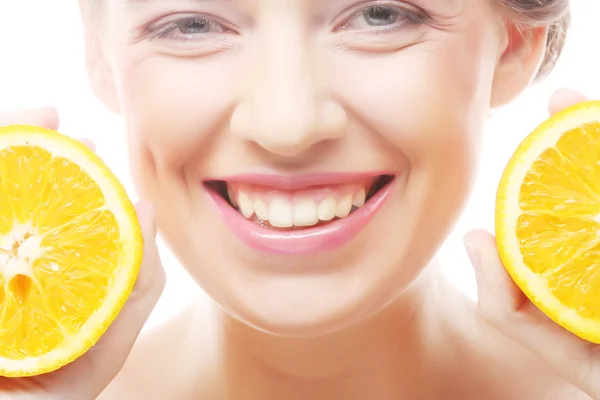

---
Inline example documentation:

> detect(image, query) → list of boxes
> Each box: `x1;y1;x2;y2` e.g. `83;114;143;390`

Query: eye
149;15;234;41
364;6;400;26
340;2;428;32
177;18;215;34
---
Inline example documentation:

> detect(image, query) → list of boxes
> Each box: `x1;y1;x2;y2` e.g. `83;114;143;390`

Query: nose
230;29;347;157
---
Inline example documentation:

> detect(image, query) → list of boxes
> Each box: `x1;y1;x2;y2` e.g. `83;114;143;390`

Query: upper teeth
232;188;367;228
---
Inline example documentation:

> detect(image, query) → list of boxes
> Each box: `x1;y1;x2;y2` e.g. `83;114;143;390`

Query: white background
0;2;598;328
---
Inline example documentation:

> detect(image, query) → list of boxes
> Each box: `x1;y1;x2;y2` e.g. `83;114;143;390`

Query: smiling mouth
205;175;394;231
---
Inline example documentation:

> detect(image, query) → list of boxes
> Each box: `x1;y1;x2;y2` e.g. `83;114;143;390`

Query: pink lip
205;173;395;256
206;172;387;190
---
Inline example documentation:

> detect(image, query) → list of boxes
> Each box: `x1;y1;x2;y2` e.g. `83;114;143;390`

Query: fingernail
463;239;481;274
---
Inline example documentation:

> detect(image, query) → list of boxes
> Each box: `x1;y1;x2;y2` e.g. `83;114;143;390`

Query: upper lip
204;172;392;191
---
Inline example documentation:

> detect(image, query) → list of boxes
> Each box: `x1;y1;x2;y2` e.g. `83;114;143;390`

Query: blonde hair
497;0;570;80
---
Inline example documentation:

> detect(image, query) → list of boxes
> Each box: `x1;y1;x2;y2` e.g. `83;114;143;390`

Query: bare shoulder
445;297;592;400
98;299;218;399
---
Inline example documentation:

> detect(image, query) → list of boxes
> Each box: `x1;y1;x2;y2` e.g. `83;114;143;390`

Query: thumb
463;229;528;322
61;200;166;398
463;230;600;398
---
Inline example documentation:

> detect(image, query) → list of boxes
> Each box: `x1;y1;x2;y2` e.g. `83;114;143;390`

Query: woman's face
87;0;539;336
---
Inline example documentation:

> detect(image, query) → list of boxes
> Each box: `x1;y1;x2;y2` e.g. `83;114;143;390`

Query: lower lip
206;179;395;256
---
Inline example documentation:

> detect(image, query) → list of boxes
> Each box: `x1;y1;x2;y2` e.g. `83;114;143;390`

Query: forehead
119;0;466;13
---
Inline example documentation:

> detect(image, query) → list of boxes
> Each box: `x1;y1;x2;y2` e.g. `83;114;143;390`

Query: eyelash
147;1;428;42
340;2;429;33
148;16;233;42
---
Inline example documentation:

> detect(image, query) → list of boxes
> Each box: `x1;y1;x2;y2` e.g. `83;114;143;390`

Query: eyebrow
123;0;230;9
124;0;225;3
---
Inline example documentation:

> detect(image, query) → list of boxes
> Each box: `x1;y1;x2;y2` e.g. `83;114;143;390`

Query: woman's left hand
464;88;599;399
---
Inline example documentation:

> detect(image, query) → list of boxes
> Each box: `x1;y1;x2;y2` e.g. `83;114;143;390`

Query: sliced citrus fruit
496;100;600;343
0;125;142;377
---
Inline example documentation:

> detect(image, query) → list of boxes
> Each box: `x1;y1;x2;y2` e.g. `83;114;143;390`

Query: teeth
254;199;269;220
318;197;337;221
335;194;353;218
353;189;366;208
238;192;254;218
293;199;319;227
269;198;294;228
233;188;369;228
228;187;238;208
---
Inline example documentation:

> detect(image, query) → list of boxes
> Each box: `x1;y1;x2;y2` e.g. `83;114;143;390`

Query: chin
215;264;409;338
231;301;377;338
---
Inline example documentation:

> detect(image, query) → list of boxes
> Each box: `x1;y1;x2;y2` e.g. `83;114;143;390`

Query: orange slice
0;125;142;377
496;100;600;344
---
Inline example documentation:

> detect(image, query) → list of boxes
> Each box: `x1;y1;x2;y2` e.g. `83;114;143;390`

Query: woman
0;0;594;399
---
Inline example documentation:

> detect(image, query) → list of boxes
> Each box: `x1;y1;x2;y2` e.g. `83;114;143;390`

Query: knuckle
477;277;525;332
477;293;508;328
576;363;600;398
0;110;28;127
477;297;524;340
129;260;165;304
574;346;600;398
0;107;59;129
0;109;53;126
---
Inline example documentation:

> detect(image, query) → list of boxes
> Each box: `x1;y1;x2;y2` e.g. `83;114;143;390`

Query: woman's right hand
0;107;166;400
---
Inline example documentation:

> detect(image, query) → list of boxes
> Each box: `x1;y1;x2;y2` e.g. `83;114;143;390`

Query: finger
464;229;528;316
59;200;165;397
464;229;600;399
76;138;96;152
0;107;60;130
547;88;590;115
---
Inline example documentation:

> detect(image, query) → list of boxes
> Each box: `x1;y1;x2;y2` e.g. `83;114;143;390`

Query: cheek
115;54;239;173
333;40;491;159
331;26;498;188
325;31;497;272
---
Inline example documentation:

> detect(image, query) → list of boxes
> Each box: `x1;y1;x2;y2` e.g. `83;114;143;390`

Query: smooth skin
2;0;600;399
